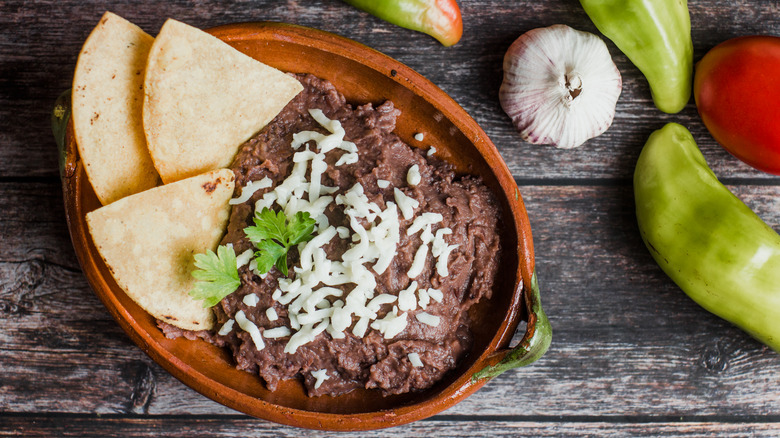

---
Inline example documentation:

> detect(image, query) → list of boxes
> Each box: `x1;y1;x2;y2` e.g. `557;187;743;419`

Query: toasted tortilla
143;19;303;184
86;168;236;330
72;11;160;205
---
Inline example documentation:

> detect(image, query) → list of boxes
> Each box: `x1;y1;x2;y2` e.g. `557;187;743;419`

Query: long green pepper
634;123;780;353
580;0;693;114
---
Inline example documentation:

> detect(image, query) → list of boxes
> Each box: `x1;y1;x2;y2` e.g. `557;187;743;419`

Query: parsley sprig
189;244;241;308
188;208;316;308
244;207;316;276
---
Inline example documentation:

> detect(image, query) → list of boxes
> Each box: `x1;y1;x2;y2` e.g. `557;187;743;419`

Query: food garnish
189;244;241;307
342;0;462;47
694;35;780;175
580;0;693;114
634;123;780;353
499;24;622;149
244;208;317;276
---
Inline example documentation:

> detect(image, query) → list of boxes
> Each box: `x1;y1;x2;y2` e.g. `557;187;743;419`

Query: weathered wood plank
2;416;780;437
1;183;778;418
0;181;78;267
1;1;779;180
3;1;780;434
501;185;780;417
0;182;232;415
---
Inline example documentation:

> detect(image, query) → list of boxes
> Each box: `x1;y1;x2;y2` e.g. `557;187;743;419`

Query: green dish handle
473;271;552;381
52;89;72;179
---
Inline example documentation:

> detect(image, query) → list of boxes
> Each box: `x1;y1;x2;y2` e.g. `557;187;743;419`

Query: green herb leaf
287;211;317;246
244;208;287;243
189;244;241;308
253;239;287;274
244;207;316;276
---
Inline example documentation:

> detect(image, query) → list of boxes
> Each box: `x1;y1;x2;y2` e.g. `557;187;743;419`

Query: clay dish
54;22;550;431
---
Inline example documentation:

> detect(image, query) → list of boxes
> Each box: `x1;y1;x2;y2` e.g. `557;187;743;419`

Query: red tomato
694;36;780;175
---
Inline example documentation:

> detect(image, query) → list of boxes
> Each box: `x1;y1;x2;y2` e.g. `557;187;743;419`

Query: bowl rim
57;21;538;431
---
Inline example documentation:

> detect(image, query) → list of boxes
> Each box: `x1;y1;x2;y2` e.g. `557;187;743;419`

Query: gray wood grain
1;184;778;420
2;416;780;437
2;1;779;180
2;0;780;435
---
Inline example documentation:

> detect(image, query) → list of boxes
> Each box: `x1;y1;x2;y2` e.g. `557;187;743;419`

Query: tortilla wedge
72;11;160;205
143;18;303;184
86;168;235;331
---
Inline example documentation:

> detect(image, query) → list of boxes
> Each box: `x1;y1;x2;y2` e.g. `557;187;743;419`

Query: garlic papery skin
499;24;622;149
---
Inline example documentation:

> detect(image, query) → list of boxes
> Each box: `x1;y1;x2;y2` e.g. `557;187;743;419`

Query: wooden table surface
2;1;779;436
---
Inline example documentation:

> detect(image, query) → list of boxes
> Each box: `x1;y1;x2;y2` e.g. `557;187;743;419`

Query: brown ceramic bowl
54;22;550;431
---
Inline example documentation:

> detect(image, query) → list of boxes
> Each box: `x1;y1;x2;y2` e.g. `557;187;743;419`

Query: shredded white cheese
370;307;408;339
431;228;452;253
297;308;335;326
417;288;430;309
335;151;359;166
430;227;457;277
352;316;370;338
377;179;391;189
298;227;337;272
407;164;421;187
370;202;400;275
230;177;273;205
407;213;443;236
394;188;419;220
366;293;397;315
242;293;260;307
266;307;278;321
217;319;235;336
408;224;435;279
263;326;292;339
414;132;424;141
311;369;330;389
236;249;254;270
415;312;441;327
285;319;329;353
427;146;436;156
235;310;265;351
397;281;418;312
435;244;459;277
407;236;430;279
308;153;327;202
408;352;423;367
427;288;444;303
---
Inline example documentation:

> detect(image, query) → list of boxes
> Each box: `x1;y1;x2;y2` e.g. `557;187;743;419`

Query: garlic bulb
499;24;622;149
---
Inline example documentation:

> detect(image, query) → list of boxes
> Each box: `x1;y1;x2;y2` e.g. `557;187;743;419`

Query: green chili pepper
634;123;780;353
579;0;693;114
343;0;463;47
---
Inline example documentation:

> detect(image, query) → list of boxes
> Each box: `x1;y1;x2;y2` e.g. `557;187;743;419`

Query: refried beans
161;74;501;397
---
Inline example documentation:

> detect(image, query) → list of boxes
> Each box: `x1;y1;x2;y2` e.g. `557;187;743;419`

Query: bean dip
162;74;501;397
